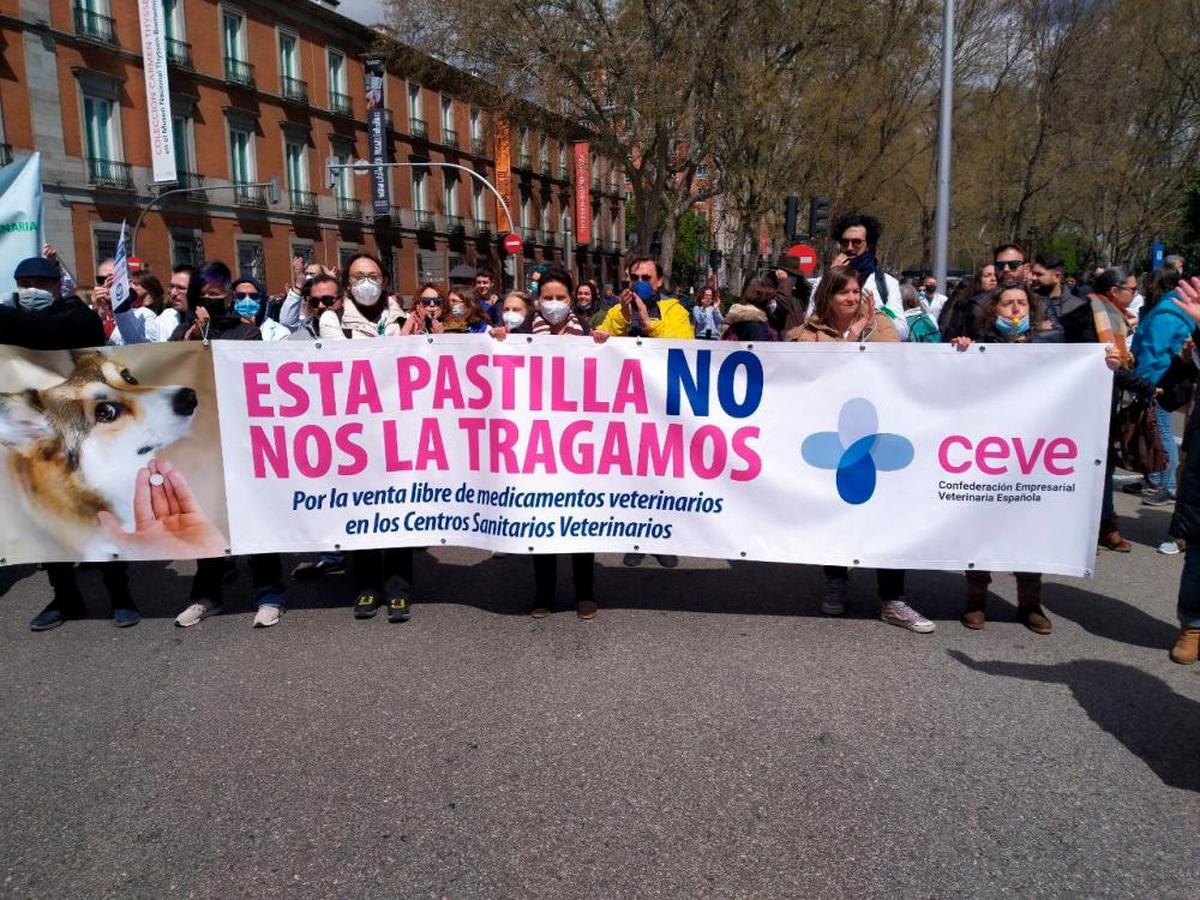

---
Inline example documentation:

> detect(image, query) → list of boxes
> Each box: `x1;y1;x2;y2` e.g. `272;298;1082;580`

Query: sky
334;0;387;25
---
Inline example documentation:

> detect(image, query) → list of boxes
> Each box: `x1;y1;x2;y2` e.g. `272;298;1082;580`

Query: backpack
903;308;941;343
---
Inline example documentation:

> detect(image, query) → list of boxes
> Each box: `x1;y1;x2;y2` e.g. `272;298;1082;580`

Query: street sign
1152;241;1165;268
785;242;819;277
502;232;523;254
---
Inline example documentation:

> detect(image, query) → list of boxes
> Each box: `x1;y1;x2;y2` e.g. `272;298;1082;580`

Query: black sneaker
293;555;347;580
387;595;411;623
354;590;382;619
1121;481;1148;495
30;601;83;632
112;606;141;628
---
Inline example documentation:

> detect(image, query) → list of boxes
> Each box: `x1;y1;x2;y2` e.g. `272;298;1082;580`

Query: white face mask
17;287;55;312
539;300;570;325
350;280;382;306
451;304;465;317
502;310;525;329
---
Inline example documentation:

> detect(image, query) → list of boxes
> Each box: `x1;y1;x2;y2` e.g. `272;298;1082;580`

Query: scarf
848;248;878;279
1089;293;1131;366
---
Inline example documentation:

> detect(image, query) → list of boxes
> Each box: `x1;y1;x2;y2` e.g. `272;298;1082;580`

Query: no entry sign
502;232;523;254
785;242;819;277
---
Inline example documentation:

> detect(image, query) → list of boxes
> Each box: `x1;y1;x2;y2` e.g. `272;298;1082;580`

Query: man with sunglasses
596;257;693;341
820;213;908;336
286;274;341;341
944;243;1054;341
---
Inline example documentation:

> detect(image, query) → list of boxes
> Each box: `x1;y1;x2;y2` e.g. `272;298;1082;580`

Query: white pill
149;473;165;487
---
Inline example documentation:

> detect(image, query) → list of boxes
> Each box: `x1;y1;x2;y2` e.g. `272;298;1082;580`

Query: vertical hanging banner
137;0;176;183
494;120;512;232
574;142;592;246
365;60;391;218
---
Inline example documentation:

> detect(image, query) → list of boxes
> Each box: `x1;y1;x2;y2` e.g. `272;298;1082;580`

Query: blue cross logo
801;398;914;504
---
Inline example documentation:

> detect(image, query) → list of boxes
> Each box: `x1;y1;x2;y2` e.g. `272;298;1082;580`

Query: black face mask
201;297;229;319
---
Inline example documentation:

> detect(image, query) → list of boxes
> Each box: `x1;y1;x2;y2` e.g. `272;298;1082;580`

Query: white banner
138;0;176;183
212;337;1113;576
0;152;42;299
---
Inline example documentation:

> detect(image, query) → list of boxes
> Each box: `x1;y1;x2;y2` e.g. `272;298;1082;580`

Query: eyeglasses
994;259;1024;271
631;273;655;283
839;237;867;249
169;282;188;292
234;291;261;300
350;274;382;285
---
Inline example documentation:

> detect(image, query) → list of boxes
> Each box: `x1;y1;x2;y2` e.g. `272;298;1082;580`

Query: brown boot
1170;627;1200;665
1015;573;1052;635
963;571;989;629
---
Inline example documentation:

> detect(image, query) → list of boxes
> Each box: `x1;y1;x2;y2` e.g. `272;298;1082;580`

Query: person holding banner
492;267;598;618
1;255;141;630
786;265;935;633
320;253;404;340
171;262;287;628
595;257;693;341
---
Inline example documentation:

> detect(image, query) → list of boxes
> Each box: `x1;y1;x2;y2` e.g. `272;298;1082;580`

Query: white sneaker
253;604;283;628
881;598;936;634
821;579;848;616
1158;539;1182;556
175;600;220;628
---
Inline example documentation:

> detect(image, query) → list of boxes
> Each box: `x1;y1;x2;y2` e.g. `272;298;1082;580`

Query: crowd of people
2;213;1198;666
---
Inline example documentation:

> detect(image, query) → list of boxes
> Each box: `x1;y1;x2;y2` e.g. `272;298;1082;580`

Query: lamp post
933;0;955;296
130;178;281;257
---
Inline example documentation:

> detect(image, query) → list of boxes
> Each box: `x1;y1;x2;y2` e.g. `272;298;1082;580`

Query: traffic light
809;195;830;236
783;195;800;240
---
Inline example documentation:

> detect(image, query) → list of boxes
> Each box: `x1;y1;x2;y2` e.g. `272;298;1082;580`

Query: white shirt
109;305;160;345
156;307;181;341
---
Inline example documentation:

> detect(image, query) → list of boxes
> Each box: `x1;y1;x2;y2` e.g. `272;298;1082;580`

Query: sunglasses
420;297;444;306
839;238;867;249
234;291;261;300
631;273;655;283
994;259;1024;271
310;294;338;306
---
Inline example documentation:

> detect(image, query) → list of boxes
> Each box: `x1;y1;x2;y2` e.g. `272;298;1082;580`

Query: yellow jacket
599;296;694;340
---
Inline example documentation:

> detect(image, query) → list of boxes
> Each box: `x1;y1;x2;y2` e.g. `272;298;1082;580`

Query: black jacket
1171;401;1200;540
170;313;261;342
0;296;105;351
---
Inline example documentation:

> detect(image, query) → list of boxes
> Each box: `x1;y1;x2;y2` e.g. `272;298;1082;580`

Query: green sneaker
387;595;411;623
354;590;381;619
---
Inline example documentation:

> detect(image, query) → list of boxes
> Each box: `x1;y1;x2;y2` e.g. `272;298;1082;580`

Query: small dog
0;351;198;557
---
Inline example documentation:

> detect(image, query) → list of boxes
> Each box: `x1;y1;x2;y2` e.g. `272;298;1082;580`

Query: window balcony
473;218;491;236
544;230;557;246
163;171;205;198
330;91;353;117
443;127;458;148
234;183;269;208
520;226;537;241
224;57;255;88
86;157;133;190
166;38;193;69
415;210;434;231
446;215;465;234
74;6;117;45
410;117;428;139
288;189;318;215
470;136;485;156
282;76;308;105
336;196;362;220
373;205;405;225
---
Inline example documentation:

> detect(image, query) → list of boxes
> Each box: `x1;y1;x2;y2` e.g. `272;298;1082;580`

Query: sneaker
576;599;598;620
1158;539;1182;556
1142;488;1177;508
292;555;346;580
29;601;83;632
655;554;679;568
881;598;936;634
1121;481;1148;495
112;606;141;628
623;553;646;567
529;601;551;619
354;590;382;619
821;579;848;616
253;603;283;628
175;600;221;628
387;595;411;623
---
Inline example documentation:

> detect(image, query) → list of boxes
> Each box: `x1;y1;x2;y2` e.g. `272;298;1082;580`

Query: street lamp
932;0;955;295
130;178;281;257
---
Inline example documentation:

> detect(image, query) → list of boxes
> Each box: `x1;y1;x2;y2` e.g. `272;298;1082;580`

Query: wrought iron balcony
234;184;269;208
336;196;362;220
164;171;206;197
86;157;133;190
415;210;434;231
520;226;537;241
282;76;308;104
470;137;485;156
473;218;491;236
446;215;465;234
410;117;428;139
288;189;318;214
443;128;458;148
74;6;117;45
373;205;405;225
330;91;353;117
544;230;557;246
166;38;193;69
224;57;255;88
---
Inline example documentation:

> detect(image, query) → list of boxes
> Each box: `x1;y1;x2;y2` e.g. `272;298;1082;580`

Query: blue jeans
1147;404;1179;495
1178;543;1200;627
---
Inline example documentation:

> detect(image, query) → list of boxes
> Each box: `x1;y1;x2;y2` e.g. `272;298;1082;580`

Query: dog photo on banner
0;342;229;563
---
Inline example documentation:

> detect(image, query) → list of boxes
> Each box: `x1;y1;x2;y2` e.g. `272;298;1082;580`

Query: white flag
111;220;130;312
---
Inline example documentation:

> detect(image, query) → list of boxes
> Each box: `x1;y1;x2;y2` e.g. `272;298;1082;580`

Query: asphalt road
1;490;1198;898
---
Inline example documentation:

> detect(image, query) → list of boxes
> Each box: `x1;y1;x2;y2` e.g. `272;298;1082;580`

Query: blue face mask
233;298;260;319
632;280;657;302
993;314;1030;337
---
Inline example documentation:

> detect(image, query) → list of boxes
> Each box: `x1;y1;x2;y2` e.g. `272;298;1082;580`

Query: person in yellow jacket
595;256;694;340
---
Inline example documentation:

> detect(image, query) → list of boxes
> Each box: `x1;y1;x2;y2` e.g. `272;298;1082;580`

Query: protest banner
0;152;42;299
0;338;1112;576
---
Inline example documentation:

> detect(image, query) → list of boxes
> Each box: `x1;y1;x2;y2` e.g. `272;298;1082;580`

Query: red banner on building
495;121;512;232
574;142;591;246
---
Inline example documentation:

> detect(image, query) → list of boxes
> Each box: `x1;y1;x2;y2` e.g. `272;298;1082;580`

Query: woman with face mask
231;276;290;341
443;287;489;334
491;268;598;618
488;291;533;337
175;261;262;342
320;253;404;340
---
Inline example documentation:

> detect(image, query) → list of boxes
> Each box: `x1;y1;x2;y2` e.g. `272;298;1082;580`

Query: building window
279;30;306;102
538;139;549;173
83;94;117;163
539;197;550;234
441;97;456;147
472;180;487;226
222;10;253;85
328;50;350;115
338;246;359;271
171;114;199;184
520;194;531;232
94;228;121;268
236;240;264;281
163;0;185;40
229;127;254;183
443;171;459;224
519;129;530;168
412;168;427;211
408;83;425;137
171;232;202;266
557;144;567;178
469;108;482;153
331;147;353;199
